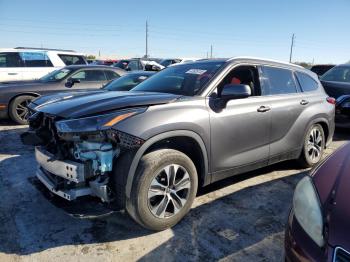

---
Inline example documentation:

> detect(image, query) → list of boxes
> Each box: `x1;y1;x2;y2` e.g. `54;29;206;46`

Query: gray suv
22;57;335;230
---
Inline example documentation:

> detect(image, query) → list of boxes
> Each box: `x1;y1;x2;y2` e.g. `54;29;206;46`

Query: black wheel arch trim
125;130;209;198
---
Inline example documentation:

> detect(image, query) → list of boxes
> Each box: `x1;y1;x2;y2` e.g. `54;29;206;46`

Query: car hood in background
312;142;350;249
321;80;350;99
30;90;105;108
34;91;181;119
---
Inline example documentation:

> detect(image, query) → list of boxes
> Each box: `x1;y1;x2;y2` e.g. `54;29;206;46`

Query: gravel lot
0;120;348;262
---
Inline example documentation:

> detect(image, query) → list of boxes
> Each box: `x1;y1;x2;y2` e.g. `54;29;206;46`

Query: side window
127;60;139;71
0;52;23;67
215;65;262;97
58;54;86;65
105;70;120;80
295;72;319;92
20;52;53;67
71;70;106;82
262;66;297;95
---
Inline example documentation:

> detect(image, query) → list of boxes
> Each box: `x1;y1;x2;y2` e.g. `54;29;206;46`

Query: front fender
124;130;209;198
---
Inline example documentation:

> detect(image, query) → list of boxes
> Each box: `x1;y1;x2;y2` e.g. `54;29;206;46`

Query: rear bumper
0;108;8;119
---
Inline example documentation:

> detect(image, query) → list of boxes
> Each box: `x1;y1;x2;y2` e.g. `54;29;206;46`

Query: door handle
257;106;271;113
300;100;309;105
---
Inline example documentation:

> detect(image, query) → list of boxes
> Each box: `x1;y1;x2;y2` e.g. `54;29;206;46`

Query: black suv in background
23;57;335;231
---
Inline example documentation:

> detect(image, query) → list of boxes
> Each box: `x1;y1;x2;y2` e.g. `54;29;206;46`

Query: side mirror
65;78;80;88
145;64;161;71
221;84;251;101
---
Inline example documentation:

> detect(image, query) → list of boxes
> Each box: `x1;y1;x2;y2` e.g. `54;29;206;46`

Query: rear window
0;52;23;67
58;54;87;65
262;66;297;95
105;70;120;80
20;52;53;67
295;72;318;92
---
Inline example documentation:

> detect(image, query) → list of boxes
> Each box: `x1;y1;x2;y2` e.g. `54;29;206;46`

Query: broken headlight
55;108;146;133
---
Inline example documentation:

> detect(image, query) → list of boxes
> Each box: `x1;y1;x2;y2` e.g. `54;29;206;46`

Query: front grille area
334;247;350;262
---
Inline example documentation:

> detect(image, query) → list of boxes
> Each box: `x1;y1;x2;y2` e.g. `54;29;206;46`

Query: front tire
9;95;35;125
298;124;325;168
126;149;198;231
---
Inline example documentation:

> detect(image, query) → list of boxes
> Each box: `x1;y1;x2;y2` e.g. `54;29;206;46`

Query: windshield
40;68;72;82
132;61;225;96
160;59;173;67
103;73;152;91
321;66;350;83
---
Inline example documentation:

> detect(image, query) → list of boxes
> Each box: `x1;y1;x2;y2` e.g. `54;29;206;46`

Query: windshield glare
40;68;72;82
321;66;350;83
131;61;225;96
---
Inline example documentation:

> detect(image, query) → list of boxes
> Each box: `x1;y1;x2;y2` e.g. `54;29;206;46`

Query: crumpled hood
33;91;181;118
321;80;350;99
312;142;350;249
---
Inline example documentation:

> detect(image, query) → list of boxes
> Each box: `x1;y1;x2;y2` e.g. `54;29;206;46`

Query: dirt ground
0;120;348;262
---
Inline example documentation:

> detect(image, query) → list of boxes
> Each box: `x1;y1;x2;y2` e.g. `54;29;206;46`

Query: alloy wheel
147;164;191;219
307;127;323;163
16;99;31;122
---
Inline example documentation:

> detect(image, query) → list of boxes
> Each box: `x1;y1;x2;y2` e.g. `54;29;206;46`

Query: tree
86;55;96;60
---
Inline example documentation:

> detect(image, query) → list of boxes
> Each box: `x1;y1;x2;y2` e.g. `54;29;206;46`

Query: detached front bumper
35;147;110;202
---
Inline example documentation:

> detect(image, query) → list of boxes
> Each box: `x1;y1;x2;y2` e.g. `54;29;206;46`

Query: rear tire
298;124;325;168
126;149;198;231
9;95;35;125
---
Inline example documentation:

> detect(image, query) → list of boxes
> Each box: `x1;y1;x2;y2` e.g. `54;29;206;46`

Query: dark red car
285;142;350;261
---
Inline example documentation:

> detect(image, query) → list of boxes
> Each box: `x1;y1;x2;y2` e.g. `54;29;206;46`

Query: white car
0;47;87;82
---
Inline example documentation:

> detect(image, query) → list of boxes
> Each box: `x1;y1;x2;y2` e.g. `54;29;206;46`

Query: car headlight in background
55;108;145;133
293;176;325;247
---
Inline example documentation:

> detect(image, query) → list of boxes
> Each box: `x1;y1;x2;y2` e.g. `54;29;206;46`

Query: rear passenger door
261;66;307;162
20;52;54;80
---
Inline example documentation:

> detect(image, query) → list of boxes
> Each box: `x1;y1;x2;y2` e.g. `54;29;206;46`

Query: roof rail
14;47;76;52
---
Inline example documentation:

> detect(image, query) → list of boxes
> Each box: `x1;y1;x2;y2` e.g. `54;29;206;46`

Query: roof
0;48;84;55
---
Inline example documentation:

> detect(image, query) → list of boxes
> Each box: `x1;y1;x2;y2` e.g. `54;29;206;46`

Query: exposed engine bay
21;111;144;203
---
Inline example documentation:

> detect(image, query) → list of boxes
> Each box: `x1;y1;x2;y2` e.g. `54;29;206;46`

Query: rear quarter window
20;52;53;67
262;66;297;95
105;70;120;80
295;72;319;92
58;54;87;65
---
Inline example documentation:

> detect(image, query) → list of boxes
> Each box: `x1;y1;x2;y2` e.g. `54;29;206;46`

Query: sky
0;0;349;64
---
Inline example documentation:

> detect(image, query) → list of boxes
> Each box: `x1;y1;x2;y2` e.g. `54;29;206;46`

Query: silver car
22;57;335;230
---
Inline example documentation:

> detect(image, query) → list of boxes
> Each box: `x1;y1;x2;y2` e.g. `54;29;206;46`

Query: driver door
69;69;109;90
208;65;271;182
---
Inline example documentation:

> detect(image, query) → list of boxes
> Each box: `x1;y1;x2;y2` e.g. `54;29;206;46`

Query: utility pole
210;45;213;58
145;20;149;58
289;33;295;63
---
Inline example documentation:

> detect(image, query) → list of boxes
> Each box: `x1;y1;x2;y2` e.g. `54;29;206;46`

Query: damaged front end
21;109;145;202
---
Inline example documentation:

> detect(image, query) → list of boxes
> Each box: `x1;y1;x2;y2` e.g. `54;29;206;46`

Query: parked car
320;64;350;99
0;65;125;124
22;57;335;231
335;95;350;128
145;58;199;71
113;59;145;71
91;59;118;66
28;71;156;110
285;142;350;262
310;64;335;77
113;58;162;71
0;47;87;82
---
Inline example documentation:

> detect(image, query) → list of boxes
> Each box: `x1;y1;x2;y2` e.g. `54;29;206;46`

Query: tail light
326;97;336;105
